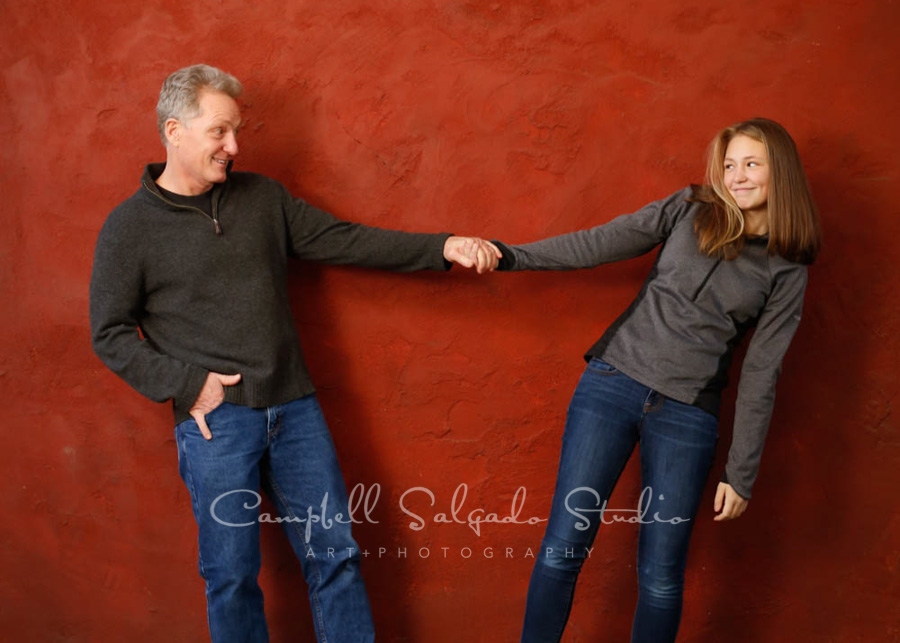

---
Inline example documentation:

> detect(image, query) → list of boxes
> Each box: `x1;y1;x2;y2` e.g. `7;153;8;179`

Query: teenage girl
490;118;822;642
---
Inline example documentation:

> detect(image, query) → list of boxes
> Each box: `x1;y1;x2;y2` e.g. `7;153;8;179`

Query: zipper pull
214;220;223;236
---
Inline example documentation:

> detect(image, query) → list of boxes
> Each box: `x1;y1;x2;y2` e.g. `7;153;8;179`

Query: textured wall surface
2;0;898;640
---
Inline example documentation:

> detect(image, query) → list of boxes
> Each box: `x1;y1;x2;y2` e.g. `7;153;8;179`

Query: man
90;64;499;643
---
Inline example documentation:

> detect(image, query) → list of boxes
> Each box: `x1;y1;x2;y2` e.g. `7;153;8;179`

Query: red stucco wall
2;1;898;640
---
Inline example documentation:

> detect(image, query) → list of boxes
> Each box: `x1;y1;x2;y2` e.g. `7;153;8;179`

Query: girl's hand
714;482;748;521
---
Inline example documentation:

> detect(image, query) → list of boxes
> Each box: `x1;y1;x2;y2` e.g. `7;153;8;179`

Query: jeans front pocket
586;357;619;375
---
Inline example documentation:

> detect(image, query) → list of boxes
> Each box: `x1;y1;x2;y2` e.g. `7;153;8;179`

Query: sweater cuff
491;241;516;271
174;364;210;413
720;468;751;500
437;233;454;271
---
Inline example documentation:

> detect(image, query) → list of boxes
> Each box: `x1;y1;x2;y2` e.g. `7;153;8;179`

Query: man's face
168;89;242;194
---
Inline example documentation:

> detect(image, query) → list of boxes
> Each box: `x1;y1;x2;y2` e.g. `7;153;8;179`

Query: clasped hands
443;236;501;274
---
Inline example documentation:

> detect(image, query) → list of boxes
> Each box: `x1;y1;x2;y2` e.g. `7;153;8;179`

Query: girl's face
724;134;770;217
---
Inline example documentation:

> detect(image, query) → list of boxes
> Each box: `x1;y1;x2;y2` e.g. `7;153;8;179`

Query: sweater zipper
142;181;223;236
212;195;222;235
691;259;721;301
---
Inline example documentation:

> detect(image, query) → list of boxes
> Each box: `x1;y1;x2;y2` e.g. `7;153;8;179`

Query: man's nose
224;132;239;156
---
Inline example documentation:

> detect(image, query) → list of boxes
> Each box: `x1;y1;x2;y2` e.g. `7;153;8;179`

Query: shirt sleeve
283;188;452;272
90;212;209;410
493;187;694;271
723;264;808;499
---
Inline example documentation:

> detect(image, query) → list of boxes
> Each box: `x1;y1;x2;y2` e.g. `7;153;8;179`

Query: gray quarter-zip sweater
90;163;452;424
493;187;808;499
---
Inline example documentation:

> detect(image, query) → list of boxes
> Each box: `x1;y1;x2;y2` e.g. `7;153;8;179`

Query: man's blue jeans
521;358;719;643
174;394;374;643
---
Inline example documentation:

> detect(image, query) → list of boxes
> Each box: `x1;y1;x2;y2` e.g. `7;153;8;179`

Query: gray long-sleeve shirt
494;187;807;499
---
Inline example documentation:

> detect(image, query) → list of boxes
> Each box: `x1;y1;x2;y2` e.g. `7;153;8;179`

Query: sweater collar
139;161;232;207
744;233;770;245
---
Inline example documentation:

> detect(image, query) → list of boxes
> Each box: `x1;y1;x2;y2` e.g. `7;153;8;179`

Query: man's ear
164;118;181;147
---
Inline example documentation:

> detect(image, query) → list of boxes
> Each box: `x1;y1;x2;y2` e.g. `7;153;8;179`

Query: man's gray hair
156;64;243;145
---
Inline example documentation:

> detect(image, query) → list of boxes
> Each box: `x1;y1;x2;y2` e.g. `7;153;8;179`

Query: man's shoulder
102;186;151;232
226;170;286;194
98;176;176;245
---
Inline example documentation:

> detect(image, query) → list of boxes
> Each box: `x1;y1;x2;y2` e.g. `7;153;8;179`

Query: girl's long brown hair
691;118;821;264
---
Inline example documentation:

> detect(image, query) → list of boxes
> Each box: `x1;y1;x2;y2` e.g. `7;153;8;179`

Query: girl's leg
631;393;719;643
522;359;646;643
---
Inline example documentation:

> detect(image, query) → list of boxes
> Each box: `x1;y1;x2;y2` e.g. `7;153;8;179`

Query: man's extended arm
283;189;499;272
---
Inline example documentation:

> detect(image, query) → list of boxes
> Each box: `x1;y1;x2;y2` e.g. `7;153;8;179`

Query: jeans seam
177;427;214;637
643;391;665;414
177;428;207;577
267;470;329;643
270;408;283;441
265;407;273;447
